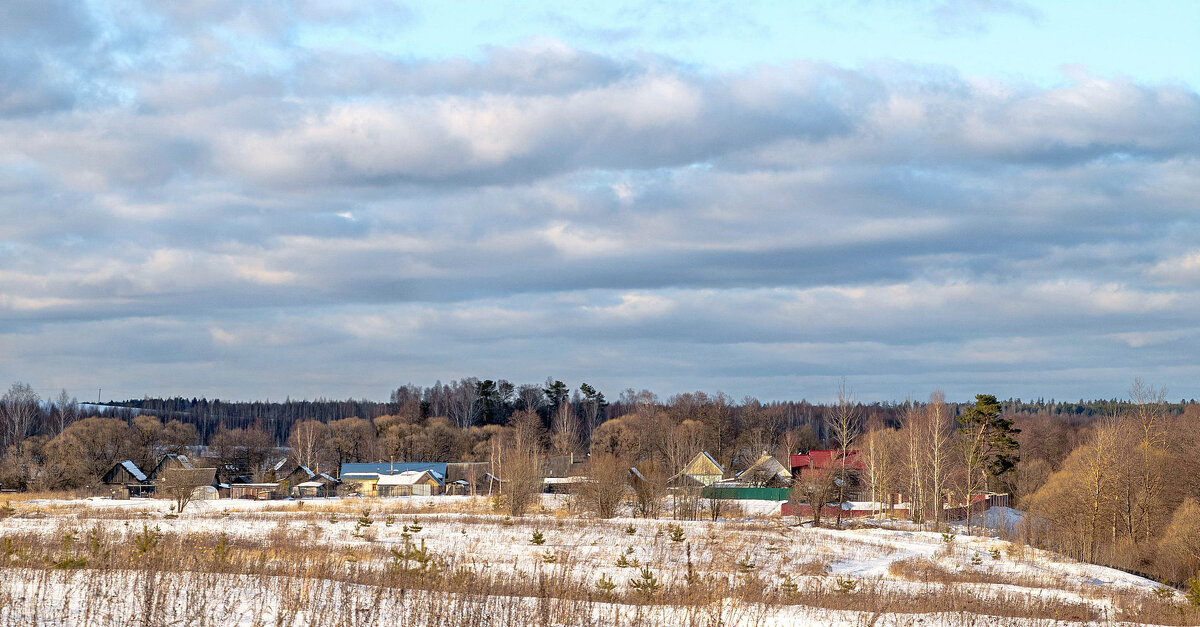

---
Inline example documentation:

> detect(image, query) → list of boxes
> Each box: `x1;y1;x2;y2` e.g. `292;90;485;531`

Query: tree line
2;376;1199;585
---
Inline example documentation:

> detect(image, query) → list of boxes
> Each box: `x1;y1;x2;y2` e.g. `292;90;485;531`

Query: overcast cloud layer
2;1;1199;403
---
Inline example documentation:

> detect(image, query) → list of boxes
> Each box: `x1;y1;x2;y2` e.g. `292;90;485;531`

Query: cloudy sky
2;1;1199;403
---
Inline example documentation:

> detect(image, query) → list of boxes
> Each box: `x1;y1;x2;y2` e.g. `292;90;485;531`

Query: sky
2;0;1200;404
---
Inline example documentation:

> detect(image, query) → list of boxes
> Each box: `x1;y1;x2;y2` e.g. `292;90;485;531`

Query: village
98;447;1009;526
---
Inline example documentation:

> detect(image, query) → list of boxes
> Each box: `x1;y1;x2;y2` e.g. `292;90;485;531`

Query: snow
0;495;1180;626
119;460;147;482
949;505;1025;536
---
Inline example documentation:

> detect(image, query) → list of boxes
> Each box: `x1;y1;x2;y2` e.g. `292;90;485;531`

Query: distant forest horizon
64;378;1199;446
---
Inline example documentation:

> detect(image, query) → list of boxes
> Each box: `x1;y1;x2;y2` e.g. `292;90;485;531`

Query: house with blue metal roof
338;462;448;496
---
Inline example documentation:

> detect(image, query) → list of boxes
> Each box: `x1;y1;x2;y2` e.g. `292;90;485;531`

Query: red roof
790;449;865;472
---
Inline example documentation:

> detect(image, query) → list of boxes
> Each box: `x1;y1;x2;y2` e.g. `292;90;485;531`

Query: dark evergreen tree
959;394;1020;486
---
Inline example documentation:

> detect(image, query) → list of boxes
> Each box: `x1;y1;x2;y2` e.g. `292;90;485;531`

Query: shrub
531;530;545;545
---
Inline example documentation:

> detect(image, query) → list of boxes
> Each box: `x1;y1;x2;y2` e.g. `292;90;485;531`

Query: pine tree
959;394;1020;488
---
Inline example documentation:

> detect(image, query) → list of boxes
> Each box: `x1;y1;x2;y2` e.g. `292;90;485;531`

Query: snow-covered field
0;495;1188;626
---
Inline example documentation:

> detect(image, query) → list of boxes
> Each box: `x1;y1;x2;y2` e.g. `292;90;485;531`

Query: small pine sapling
629;565;660;598
668;523;685;542
596;572;617;594
738;553;756;574
625;524;636;535
779;573;798;594
531;530;545;545
835;575;857;593
1188;571;1200;607
989;547;1001;560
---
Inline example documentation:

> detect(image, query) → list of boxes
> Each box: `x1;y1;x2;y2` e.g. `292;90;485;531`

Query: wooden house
377;470;444;497
147;454;195;483
278;465;316;494
293;473;339;498
338;462;448;497
733;452;792;488
445;462;497;495
102;460;152;498
671;452;725;487
157;467;219;501
790;450;864;478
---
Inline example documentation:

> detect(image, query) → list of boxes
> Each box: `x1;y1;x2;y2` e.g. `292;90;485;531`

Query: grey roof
121;460;147;482
159;467;217;487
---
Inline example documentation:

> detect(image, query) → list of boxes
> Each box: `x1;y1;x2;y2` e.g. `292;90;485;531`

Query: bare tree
287;420;331;470
550;402;580;456
630;461;666;518
330;417;376;465
901;399;926;524
517;384;545;414
159;469;208;513
1081;416;1118;561
790;465;837;526
448;378;482;429
53;389;76;437
579;454;628;518
862;419;899;518
827;378;860;526
1;382;40;452
501;441;542;517
925;390;953;525
958;410;989;534
1128;378;1167;545
500;411;545;517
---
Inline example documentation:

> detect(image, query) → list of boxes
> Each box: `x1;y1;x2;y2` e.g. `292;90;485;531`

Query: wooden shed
229;483;279;500
102;460;152;498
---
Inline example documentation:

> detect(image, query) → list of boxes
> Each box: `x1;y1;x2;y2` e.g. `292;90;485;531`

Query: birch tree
925;391;953;525
828;378;861;526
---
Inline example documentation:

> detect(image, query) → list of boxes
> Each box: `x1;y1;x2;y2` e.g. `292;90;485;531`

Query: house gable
682;452;724;477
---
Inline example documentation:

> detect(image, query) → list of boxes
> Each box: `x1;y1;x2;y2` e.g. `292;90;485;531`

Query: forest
1;377;1198;586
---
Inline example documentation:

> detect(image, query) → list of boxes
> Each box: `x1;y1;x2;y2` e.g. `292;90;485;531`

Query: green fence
700;486;790;501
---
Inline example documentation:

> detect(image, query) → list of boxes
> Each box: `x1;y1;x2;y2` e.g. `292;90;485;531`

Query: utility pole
97;388;101;404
